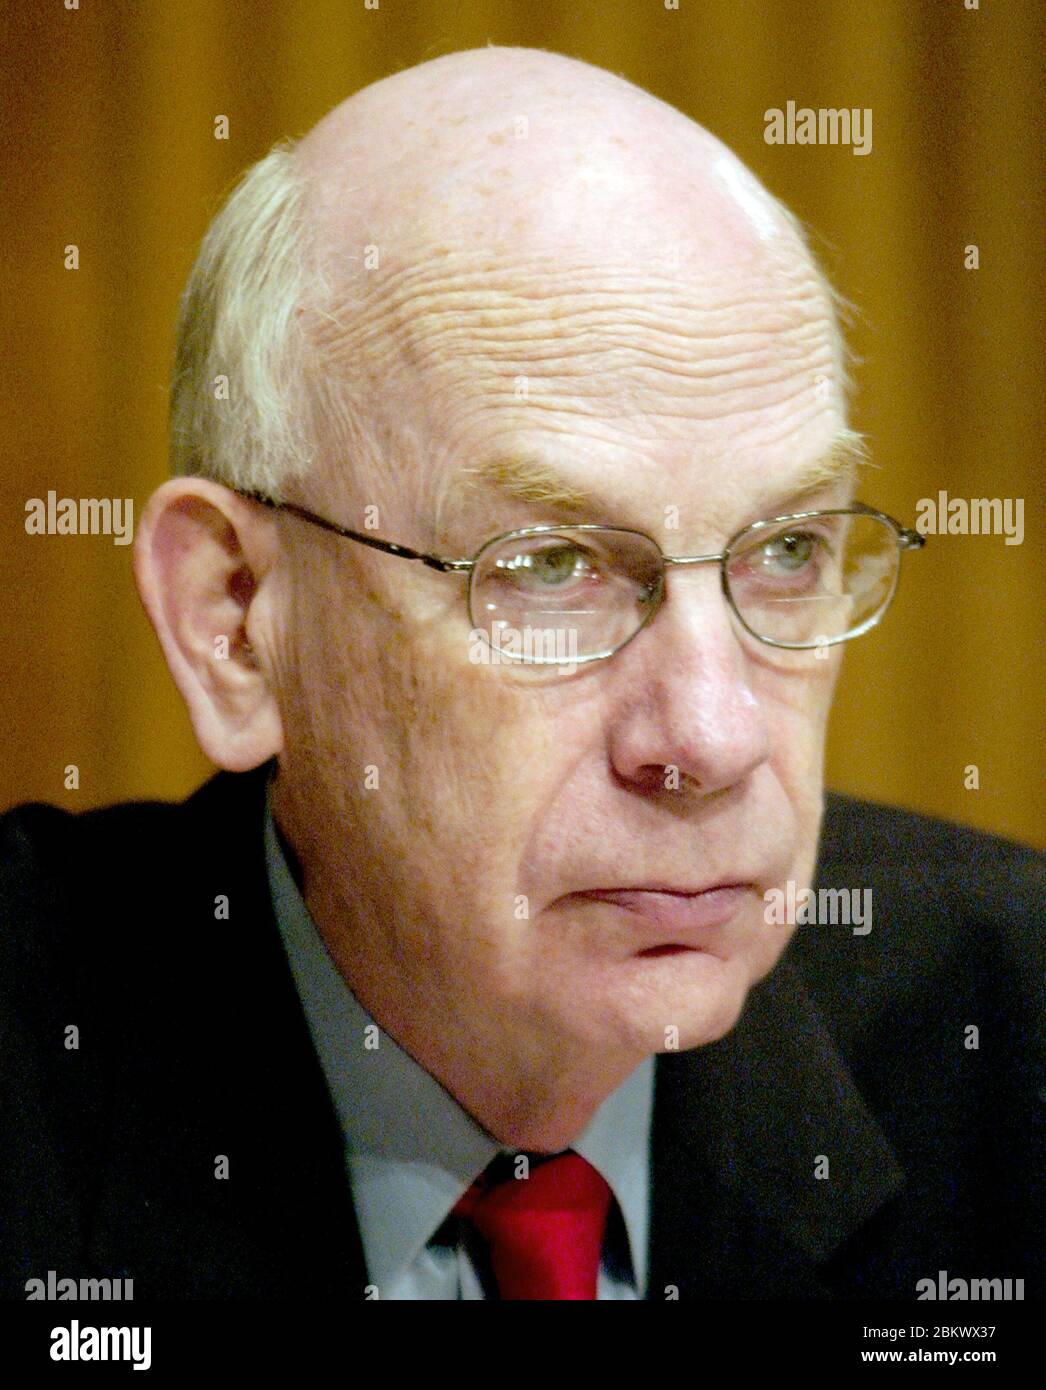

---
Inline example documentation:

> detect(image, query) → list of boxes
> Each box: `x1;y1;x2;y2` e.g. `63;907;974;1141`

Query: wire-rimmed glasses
236;492;925;666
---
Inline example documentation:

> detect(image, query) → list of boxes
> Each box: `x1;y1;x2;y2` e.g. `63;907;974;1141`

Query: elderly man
2;47;1043;1304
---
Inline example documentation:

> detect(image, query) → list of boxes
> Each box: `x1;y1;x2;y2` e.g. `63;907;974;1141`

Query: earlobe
133;477;285;772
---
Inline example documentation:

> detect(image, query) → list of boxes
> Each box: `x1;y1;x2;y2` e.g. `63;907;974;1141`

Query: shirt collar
262;767;652;1294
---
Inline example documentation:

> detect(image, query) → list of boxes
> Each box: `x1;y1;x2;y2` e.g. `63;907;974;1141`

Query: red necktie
452;1150;613;1299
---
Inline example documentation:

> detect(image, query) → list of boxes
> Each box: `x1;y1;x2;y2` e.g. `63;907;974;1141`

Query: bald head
280;46;851;526
297;46;798;270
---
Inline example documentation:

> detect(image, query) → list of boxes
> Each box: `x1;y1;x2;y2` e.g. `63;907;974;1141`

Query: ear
133;477;285;771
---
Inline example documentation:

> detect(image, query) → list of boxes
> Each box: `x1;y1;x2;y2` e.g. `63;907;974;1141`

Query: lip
572;884;752;940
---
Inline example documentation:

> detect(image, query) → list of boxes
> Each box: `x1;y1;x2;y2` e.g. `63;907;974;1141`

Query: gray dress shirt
262;771;654;1299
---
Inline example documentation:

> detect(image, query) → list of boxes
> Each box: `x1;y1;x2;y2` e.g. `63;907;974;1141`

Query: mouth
570;883;753;949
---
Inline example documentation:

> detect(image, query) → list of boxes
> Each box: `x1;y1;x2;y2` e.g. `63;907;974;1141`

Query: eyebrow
453;429;868;519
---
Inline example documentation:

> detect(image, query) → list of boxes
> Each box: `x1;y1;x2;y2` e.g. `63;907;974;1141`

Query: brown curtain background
3;0;1043;847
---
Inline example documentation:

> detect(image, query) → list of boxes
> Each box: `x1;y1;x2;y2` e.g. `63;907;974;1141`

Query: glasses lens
469;528;664;663
725;511;901;648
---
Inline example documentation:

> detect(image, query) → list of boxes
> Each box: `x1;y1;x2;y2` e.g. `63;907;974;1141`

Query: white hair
169;138;325;496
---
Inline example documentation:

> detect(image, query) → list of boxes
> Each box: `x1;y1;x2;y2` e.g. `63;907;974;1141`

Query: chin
672;981;750;1051
609;948;755;1055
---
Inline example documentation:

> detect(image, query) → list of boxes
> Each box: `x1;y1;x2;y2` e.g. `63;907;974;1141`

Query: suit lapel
648;957;906;1298
85;762;370;1297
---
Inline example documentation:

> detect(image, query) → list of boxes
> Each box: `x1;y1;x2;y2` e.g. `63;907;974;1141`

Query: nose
604;565;772;796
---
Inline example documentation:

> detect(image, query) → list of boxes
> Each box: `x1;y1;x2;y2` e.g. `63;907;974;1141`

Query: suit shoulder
0;788;197;968
0;790;184;881
817;790;1045;916
797;792;1045;1033
0;766;271;973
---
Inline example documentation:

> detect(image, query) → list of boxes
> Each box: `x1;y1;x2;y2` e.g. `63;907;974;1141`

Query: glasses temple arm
237;492;472;572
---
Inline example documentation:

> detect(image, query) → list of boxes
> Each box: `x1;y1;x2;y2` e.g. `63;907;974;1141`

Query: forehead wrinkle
307;250;837;431
312;246;827;355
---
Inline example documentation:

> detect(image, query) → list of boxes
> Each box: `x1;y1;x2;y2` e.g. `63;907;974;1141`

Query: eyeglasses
236;490;925;666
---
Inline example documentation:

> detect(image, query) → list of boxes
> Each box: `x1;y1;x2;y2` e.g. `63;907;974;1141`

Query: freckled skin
139;48;854;1152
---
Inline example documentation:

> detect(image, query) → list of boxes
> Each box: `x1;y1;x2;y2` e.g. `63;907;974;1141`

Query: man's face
273;172;849;1085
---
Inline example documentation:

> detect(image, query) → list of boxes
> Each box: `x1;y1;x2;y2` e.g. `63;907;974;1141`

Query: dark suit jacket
1;762;1043;1299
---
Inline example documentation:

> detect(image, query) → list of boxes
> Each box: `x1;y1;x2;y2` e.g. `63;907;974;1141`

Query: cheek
375;642;573;882
757;649;839;768
755;659;837;894
289;545;577;881
749;915;800;983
